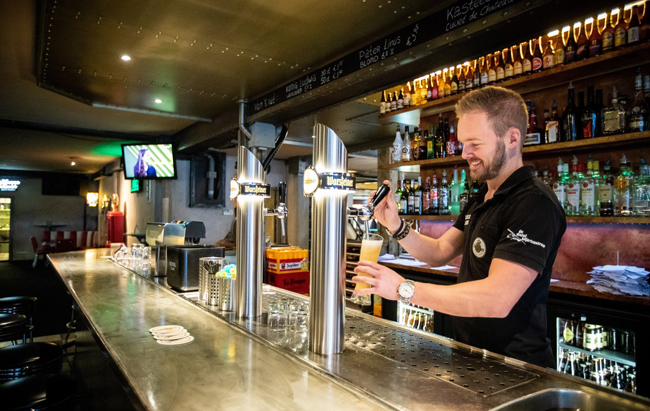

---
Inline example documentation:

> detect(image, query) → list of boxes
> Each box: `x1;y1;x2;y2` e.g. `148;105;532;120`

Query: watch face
399;281;415;299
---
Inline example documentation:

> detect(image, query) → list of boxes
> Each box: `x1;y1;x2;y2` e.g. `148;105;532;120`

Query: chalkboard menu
250;0;519;115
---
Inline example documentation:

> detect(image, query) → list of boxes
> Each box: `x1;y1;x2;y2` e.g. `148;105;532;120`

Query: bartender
353;86;566;368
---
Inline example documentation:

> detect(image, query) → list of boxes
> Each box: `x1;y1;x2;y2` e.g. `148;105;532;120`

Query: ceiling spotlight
70;158;77;166
121;55;131;61
154;98;162;104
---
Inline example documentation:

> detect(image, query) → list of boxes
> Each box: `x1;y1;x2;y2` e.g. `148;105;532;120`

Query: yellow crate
266;247;308;273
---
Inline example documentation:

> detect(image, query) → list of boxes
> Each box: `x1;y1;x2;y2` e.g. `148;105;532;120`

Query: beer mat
153;332;191;341
157;336;194;346
151;329;188;337
149;325;185;333
430;265;456;271
377;254;395;262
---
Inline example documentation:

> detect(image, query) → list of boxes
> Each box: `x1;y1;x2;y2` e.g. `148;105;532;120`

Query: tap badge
303;167;319;196
303;167;356;197
230;178;271;199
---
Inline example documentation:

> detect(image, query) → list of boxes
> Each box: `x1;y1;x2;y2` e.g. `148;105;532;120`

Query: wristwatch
397;280;415;305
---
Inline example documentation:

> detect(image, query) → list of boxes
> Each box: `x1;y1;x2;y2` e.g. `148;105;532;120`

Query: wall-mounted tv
122;143;177;180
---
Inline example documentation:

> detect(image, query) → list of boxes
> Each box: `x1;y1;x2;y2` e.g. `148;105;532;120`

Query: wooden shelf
558;342;635;367
379;42;650;123
381;131;650;171
401;215;650;224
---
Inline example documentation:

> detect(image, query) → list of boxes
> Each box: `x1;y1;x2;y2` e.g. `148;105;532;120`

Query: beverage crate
265;247;308;274
267;271;309;295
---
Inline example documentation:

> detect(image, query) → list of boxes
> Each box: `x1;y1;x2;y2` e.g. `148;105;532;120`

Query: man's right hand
371;180;401;233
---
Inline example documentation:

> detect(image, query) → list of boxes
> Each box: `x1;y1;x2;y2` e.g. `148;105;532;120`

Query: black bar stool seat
0;343;63;382
0;297;37;317
0;313;29;344
0;373;77;410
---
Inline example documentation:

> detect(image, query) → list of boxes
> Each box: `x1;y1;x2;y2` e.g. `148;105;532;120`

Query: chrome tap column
235;146;266;319
308;124;350;355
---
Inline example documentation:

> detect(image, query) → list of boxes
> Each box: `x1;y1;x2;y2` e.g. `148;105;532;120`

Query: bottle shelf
558;342;636;367
378;42;650;123
400;215;650;225
380;130;650;171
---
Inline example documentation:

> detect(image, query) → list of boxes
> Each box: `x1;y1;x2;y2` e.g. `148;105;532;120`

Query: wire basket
199;257;226;306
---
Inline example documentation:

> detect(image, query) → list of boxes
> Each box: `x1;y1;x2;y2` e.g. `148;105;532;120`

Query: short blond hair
455;86;528;142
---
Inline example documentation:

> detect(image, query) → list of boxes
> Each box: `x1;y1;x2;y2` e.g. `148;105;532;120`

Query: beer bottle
450;66;459;95
444;69;452;97
565;24;578;63
576;22;589;60
411;81;420;106
404;83;411;108
543;40;555;70
640;2;650;42
614;8;628;48
465;62;475;91
480;57;489;87
473;59;481;88
495;51;505;81
457;64;466;93
397;89;404;110
555;28;567;66
425;77;432;102
391;91;398;111
628;5;641;45
522;42;533;74
438;71;446;99
430;74;439;100
602;10;616;52
513;45;523;76
531;39;543;72
504;48;514;79
487;53;497;84
380;91;387;114
419;130;428;160
420;79;428;104
589;16;603;57
386;92;393;112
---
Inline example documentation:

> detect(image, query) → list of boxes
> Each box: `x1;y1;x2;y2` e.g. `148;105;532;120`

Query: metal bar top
49;250;650;411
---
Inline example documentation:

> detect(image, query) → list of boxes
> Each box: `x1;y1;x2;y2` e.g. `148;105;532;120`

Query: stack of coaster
149;325;194;345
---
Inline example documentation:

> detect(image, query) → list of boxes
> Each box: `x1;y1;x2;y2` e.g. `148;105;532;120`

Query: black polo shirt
451;166;566;368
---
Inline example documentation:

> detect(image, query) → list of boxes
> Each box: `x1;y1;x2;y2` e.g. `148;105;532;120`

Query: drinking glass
267;302;287;332
350;233;383;306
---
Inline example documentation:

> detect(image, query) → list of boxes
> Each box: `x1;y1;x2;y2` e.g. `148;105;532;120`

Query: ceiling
0;0;443;176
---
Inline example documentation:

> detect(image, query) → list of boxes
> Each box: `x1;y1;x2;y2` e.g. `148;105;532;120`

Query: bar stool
0;296;37;342
0;342;63;382
0;313;31;344
0;373;77;410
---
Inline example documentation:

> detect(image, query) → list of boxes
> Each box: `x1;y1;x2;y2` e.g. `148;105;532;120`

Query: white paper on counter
389;258;428;267
430;265;456;271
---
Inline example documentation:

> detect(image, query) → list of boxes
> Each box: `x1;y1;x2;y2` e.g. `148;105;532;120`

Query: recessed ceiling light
121;55;131;61
154;99;162;104
70;157;76;166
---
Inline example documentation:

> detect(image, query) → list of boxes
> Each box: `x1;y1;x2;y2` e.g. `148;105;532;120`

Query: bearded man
353;86;566;368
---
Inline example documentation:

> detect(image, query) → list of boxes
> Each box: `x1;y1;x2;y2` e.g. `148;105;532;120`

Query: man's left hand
352;261;405;301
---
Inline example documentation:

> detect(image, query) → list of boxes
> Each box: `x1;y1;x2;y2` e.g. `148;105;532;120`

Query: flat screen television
122;143;177;180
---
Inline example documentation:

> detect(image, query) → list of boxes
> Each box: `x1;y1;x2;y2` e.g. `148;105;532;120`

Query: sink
490;388;650;411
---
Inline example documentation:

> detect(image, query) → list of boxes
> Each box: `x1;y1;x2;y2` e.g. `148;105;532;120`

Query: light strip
91;103;212;122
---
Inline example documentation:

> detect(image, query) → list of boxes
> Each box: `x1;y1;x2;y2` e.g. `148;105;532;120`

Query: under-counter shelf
378;42;650;124
558;342;635;367
400;215;650;224
381;131;650;171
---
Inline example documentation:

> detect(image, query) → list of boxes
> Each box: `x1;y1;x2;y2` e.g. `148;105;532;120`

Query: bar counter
49;250;650;411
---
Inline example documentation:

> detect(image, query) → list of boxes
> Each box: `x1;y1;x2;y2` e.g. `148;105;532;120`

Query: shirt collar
476;166;535;202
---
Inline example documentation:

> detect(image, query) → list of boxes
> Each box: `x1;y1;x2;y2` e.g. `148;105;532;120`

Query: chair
0;342;63;382
0;313;30;344
0;297;37;341
0;373;77;410
30;237;49;268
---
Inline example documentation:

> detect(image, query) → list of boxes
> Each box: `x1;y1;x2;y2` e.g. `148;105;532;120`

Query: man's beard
471;137;507;183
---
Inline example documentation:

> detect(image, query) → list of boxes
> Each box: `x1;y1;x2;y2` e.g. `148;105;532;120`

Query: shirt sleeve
492;194;565;274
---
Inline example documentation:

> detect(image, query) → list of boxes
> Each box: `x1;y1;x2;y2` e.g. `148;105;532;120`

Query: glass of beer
351;233;383;306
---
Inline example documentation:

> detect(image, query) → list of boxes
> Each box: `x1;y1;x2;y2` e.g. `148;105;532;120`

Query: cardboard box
267;271;309;295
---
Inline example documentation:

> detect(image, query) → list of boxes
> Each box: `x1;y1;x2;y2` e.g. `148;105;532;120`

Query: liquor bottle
400;178;408;214
380;91;387;115
563;82;580;141
407;180;415;215
646;75;650;99
546;100;561;144
437;71;445;99
430;173;439;215
446;122;457;157
555;28;567;66
602;86;626;135
581;158;597;216
582;84;597;138
401;126;411;162
641;3;650;42
589;16;603;57
420;79;428;104
628;5;641;45
565;24;578;63
435;124;446;159
414;177;422;215
439;170;450;215
504;48;514;79
633;159;649;216
404;83;411;108
480;57;489;87
595;89;604;137
553;159;568;208
427;124;435;160
444;68;452;97
426;77;433;101
458;64;466;93
592;160;601;212
602;10;616;52
525;103;542;146
450;66;459;95
449;166;460;215
599;161;615;216
392;125;402;163
411;127;420;160
566;156;582;215
576;21;589;60
513;44;523;77
522;41;533;75
543;40;555;70
495;50;505;81
614;154;635;216
472;59;481;89
422;177;431;215
430;74;439;101
629;68;649;132
435;118;443;158
614;8;628;48
397;89;404;110
470;178;481;199
419;129;428;160
459;170;469;212
465;62;474;91
395;179;403;214
532;39;543;72
542;166;551;187
577;91;585;130
487;53;497;84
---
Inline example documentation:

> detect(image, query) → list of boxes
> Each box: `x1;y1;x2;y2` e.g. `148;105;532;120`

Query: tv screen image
122;144;176;179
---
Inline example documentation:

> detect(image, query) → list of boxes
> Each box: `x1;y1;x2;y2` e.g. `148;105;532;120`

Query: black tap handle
369;183;390;210
278;182;286;204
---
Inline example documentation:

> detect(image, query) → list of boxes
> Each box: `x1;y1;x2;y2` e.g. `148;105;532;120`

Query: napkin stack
587;265;650;296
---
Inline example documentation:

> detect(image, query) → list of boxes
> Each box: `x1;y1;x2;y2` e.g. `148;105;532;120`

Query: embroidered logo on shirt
506;229;546;249
465;214;471;226
472;237;486;258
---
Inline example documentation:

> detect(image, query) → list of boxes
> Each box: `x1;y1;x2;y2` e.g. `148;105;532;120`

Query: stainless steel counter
49;250;650;411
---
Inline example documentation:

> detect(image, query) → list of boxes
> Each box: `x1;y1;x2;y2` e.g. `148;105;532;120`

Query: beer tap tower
305;124;389;355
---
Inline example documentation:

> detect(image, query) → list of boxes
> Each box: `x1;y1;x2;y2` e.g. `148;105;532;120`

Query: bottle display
628;5;641;45
565;24;578;63
563;82;580;141
614;8;627;48
522;42;533;75
602;10;616;52
602;86;626;135
555;28;567;66
576;22;589;60
542;40;555;70
629;68;649;132
589;16;603;57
